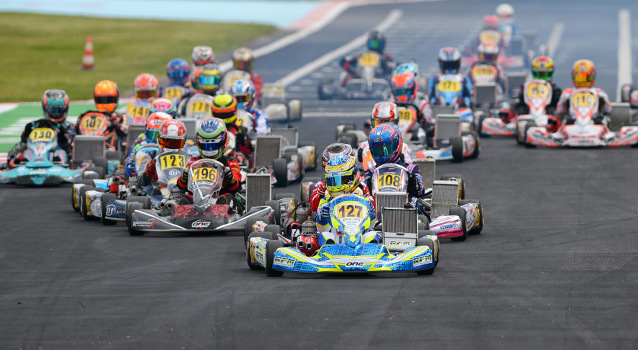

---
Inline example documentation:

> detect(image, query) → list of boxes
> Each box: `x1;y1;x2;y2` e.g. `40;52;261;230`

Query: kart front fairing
526;123;638;147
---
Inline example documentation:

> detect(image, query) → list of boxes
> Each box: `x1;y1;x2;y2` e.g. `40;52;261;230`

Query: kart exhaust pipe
297;241;305;250
166;202;175;210
305;243;314;251
158;201;165;209
129;187;138;195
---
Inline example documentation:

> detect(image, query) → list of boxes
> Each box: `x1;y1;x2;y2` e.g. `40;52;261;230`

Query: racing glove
223;166;237;186
407;172;418;197
357;147;364;163
144;159;157;181
316;203;331;226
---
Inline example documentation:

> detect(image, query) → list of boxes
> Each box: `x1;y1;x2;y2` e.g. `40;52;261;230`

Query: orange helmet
145;112;172;141
158;119;187;151
478;42;500;63
571;59;596;88
94;80;119;113
133;73;159;100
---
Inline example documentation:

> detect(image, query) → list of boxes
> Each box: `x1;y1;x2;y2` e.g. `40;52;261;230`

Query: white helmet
370;101;399;128
496;3;514;19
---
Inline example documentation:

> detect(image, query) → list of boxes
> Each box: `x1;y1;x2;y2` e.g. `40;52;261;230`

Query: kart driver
125;112;173;177
76;80;127;140
339;30;395;85
309;143;354;212
428;47;473;107
556;59;612;125
387;72;433;145
211;94;254;157
513;56;562;116
191;46;215;68
229;78;269;135
177;63;222;116
160;58;191;103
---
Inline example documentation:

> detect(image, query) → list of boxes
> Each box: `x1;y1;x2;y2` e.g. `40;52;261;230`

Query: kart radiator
246;173;272;211
431;180;459;219
382;207;418;252
506;72;527;97
180;118;198;142
270;128;299;148
73;135;105;162
434;114;462;146
376;192;408;219
431;105;454;118
412;158;435;190
474;83;497;106
609;102;631;130
255;136;282;168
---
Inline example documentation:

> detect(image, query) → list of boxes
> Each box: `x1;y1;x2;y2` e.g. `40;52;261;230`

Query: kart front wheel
273;158;288;187
449;207;468;242
450;136;464;163
266;240;284;277
100;193;117;226
416;238;435;275
126;202;145;236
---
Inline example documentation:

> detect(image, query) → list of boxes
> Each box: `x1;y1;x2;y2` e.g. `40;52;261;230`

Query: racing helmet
133;73;159;100
393;62;419;77
196;118;228;159
630;90;638;108
571;59;596;88
438;47;462;74
145;112;172;142
371;101;399;127
198;64;222;95
391;72;417;103
93;80;119;114
212;94;238;125
368;123;402;165
478;42;500;63
230;78;256;110
324;155;358;196
166;58;191;86
496;3;514;20
367;30;386;53
232;47;255;73
531;56;555;82
158;119;187;151
191;46;215;67
321;143;353;171
190;68;201;91
42;89;69;123
149;98;177;118
483;15;499;30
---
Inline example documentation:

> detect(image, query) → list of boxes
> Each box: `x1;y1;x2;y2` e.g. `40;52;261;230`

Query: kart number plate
572;92;595;108
376;173;401;190
190;101;211;114
163;87;184;99
472;65;496;77
130;105;150;118
437;80;462;93
191;167;219;182
479;30;501;44
358;53;380;67
334;201;366;220
29;128;55;142
80;114;107;132
398;109;414;122
526;83;549;99
158;153;187;170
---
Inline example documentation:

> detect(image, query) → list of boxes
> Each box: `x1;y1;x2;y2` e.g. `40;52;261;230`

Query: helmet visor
368;39;383;50
145;129;160;141
370;139;400;164
234;94;252;104
136;90;156;99
198;138;224;158
45;105;68;120
200;75;221;89
160;137;186;150
533;70;553;81
95;96;118;105
393;88;412;97
371;118;397;128
325;171;355;191
440;60;460;73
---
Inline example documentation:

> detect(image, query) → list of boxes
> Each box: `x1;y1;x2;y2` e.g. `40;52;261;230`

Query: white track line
546;23;564;58
617;9;632;101
275;9;403;86
304;111;371;118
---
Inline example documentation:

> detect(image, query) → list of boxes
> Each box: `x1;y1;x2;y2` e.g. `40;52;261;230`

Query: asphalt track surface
2;0;638;349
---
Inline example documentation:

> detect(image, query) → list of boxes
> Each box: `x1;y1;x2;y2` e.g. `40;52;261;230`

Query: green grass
0;13;276;102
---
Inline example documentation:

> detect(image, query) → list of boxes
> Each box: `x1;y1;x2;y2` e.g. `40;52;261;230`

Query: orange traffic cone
82;36;94;70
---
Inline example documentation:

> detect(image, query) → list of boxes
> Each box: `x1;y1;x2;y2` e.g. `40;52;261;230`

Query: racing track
2;0;638;349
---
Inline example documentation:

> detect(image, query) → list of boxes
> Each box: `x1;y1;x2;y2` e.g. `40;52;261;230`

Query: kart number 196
191;167;218;182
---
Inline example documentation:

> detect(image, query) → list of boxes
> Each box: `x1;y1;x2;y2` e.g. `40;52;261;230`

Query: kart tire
477;113;490;138
449;207;468;242
336;122;356;140
524;122;537;148
287;99;302;121
515;121;524;145
106;150;121;162
126;202;145;236
83;170;99;180
273;158;288;187
79;186;96;220
100;193;117;226
317;80;333;101
93;156;107;170
265;240;285;277
72;179;94;212
244;215;270;244
459;199;483;235
265;200;281;226
127;195;151;210
300;181;317;203
416;238;435;275
439;174;465;200
417;215;430;230
274;192;296;201
418;229;435;239
265;224;281;240
469;131;480;159
450;136;464;163
246;232;271;270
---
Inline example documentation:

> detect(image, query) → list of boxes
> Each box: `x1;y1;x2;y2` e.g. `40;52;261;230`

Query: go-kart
525;88;638;148
179;93;214;121
410;114;480;162
247;193;438;276
123;101;151;154
259;83;302;123
0;128;89;185
318;51;390;100
127;159;271;235
429;75;474;126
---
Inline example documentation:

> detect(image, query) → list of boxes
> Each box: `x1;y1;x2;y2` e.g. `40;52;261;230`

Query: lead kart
247;194;438;276
525;88;638;148
0;128;89;185
127;159;271;235
318;51;390;100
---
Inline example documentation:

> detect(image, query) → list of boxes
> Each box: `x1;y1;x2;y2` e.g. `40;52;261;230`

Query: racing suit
556;87;612;125
124;138;158;177
226;122;254;157
314;181;375;232
427;73;473;107
339;52;395;85
242;107;269;135
514;82;562;116
9;118;74;168
387;92;434;146
363;159;427;217
76;110;127;139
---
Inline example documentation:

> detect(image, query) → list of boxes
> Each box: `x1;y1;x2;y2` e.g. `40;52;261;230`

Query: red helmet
145;112;172;141
483;15;499;30
391;72;417;103
133;73;159;100
158;119;187;151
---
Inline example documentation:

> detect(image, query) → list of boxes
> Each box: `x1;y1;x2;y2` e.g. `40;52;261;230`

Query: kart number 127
334;202;365;220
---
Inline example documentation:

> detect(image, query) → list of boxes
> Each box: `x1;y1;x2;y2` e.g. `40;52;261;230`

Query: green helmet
196;118;227;159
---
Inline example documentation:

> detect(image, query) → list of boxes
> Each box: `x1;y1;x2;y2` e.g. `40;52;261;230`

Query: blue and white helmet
229;78;255;110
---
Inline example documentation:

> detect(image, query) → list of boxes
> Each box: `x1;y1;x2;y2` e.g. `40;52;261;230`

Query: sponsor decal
439;224;457;230
388;240;412;246
168;169;181;177
345;261;366;267
413;255;432;267
105;204;117;216
191;219;211;228
274;256;295;268
132;220;154;228
254;249;264;262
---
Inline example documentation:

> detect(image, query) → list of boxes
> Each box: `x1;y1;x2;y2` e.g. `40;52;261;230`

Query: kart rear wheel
83;170;99;180
417;215;430;230
273;158;288;187
460;199;483;235
79;186;97;221
246;232;272;270
127;195;151;209
287;99;302;121
72;179;94;212
100;193;117;226
450;136;464;163
266;240;284;277
469;131;480;159
449;207;468;242
126;202;145;236
244;215;270;244
477;113;490;138
265;200;281;226
93;156;107;170
416;238;435;275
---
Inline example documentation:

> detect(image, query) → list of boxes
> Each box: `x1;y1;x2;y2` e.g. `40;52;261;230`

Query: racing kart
525;88;638;148
127;159;271;235
318;51;390;100
429;74;474;125
259;83;302;123
0;127;89;185
246;193;439;276
410;114;480;162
